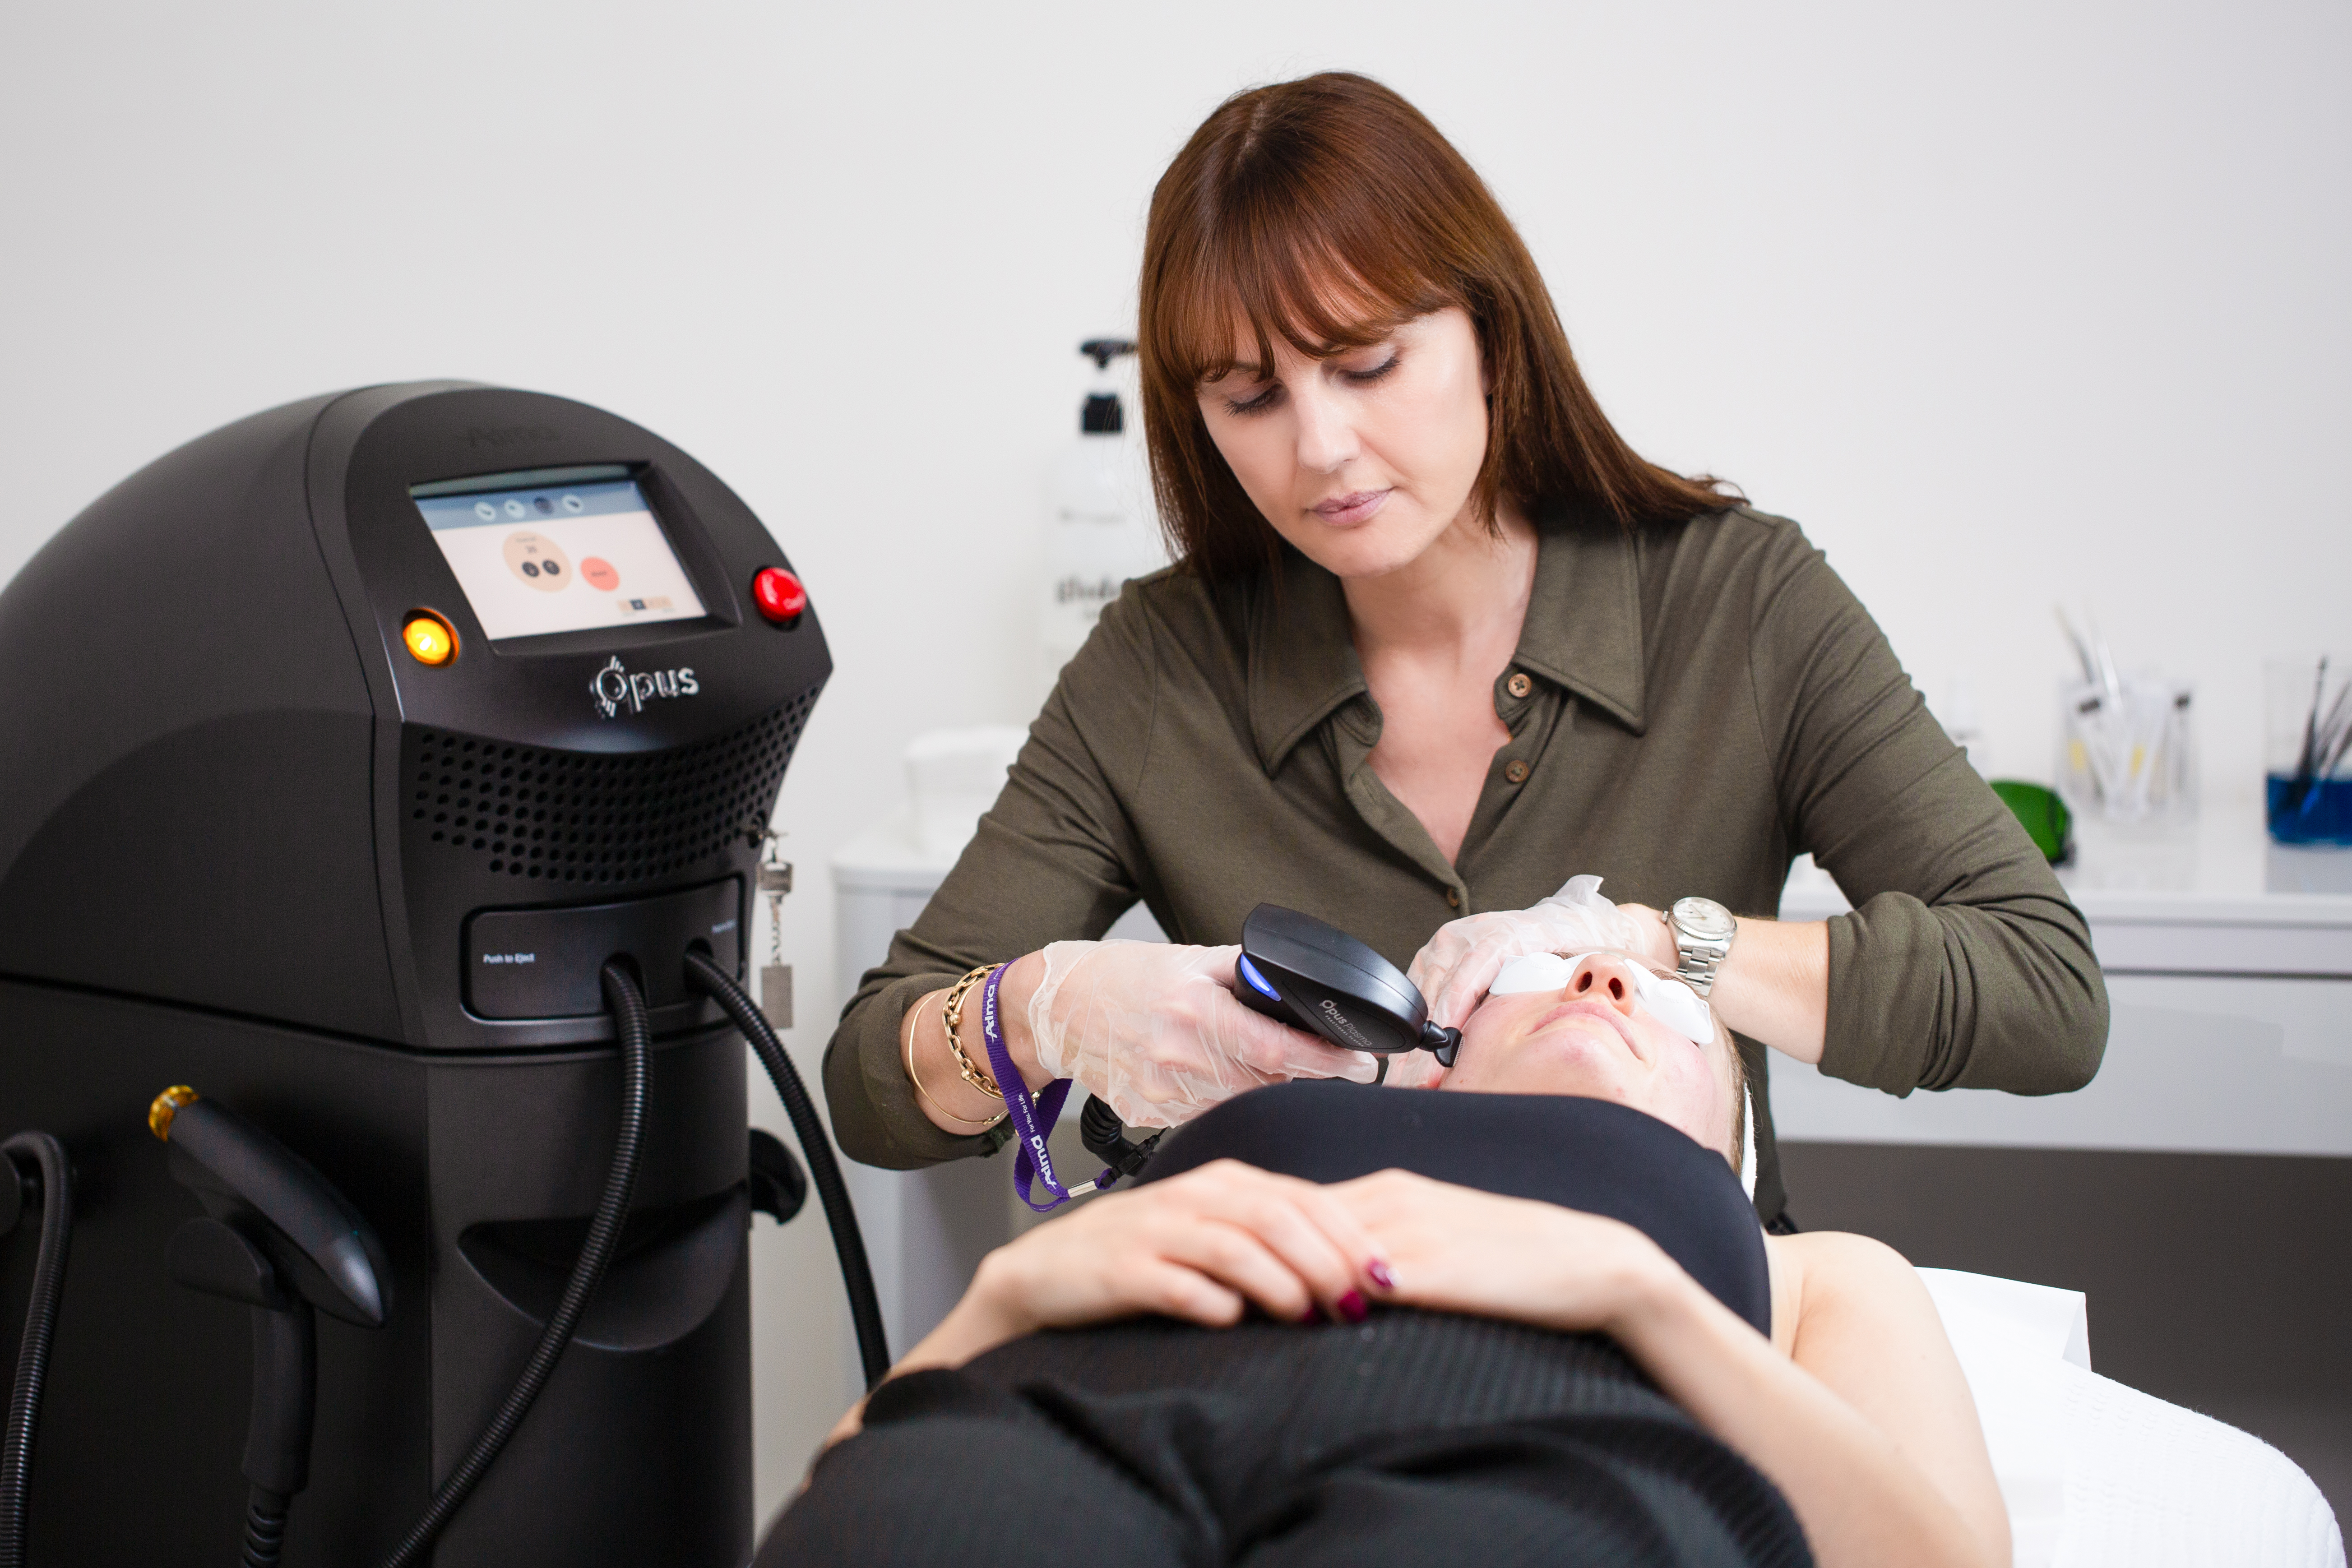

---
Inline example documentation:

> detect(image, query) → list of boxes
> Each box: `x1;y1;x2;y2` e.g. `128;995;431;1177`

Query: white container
1042;341;1166;685
903;726;1028;860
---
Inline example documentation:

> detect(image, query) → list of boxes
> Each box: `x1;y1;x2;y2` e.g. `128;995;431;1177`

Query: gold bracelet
939;964;1003;1099
903;991;1004;1129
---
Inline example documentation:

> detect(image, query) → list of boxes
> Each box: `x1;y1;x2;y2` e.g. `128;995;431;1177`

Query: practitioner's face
1440;951;1739;1157
1194;307;1492;581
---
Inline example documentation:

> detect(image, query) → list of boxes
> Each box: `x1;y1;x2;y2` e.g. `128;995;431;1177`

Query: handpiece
151;1087;390;1561
152;1088;389;1329
1232;905;1462;1067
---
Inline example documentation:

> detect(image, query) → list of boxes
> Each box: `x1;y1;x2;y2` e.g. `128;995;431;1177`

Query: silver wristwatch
1665;896;1737;996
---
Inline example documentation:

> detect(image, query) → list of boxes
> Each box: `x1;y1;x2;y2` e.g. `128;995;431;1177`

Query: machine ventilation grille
406;692;817;887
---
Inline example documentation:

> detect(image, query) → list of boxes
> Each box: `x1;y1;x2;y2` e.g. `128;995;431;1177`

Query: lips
1526;998;1647;1062
1310;489;1390;527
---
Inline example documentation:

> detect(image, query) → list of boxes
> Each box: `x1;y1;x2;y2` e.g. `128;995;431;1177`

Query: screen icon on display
413;474;705;640
502;531;571;592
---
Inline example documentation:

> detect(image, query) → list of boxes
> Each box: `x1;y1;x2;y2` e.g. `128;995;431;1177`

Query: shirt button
1445;887;1462;909
1504;760;1531;784
1506;672;1533;699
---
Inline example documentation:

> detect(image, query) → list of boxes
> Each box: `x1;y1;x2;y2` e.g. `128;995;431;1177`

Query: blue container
2266;774;2352;846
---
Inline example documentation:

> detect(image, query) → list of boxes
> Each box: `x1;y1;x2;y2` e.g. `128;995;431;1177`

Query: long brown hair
1139;72;1734;580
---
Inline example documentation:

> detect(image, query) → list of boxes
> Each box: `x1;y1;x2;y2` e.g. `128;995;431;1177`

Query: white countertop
1780;799;2352;976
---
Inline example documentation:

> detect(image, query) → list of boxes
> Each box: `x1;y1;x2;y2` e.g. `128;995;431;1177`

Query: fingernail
1338;1290;1369;1324
1366;1259;1396;1292
1298;1306;1323;1325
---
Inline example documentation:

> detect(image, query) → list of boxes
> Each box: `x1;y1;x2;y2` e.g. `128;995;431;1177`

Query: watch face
1672;897;1737;940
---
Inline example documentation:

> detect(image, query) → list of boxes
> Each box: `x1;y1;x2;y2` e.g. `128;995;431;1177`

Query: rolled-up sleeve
1751;532;2108;1096
823;584;1163;1167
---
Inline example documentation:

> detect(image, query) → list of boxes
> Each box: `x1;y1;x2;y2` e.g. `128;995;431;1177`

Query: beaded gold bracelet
939;964;1003;1100
902;991;1004;1129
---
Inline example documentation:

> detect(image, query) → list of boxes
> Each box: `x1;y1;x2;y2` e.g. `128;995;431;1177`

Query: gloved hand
1026;941;1378;1128
1382;876;1652;1090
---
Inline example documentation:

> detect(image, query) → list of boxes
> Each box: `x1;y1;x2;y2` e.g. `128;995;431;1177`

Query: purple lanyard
979;962;1118;1213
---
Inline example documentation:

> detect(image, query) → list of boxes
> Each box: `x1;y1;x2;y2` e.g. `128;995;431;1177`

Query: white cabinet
1774;810;2352;1153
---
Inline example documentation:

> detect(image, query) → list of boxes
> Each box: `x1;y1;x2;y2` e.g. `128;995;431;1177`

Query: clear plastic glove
1026;940;1377;1128
1382;876;1650;1090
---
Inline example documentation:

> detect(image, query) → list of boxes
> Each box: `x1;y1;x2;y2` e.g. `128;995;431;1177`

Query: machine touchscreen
413;467;707;640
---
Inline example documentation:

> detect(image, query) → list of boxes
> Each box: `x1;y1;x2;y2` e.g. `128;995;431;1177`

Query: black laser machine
0;383;872;1565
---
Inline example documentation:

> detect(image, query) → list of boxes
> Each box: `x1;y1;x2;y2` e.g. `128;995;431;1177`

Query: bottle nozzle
1080;338;1137;371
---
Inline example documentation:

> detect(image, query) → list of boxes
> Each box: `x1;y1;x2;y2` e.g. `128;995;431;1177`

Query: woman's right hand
1023;940;1376;1127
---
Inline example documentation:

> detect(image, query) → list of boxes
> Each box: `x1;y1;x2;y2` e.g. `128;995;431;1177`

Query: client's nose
1565;953;1645;1020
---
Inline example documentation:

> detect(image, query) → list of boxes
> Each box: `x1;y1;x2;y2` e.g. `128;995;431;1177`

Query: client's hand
1333;1168;1671;1337
1404;874;1652;1037
822;1160;1394;1453
1026;941;1375;1127
970;1159;1389;1338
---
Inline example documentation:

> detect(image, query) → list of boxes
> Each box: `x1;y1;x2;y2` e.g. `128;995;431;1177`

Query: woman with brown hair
822;71;2106;1226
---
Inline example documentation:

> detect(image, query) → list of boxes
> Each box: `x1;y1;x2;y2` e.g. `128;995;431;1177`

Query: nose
1565;953;1645;1021
1291;379;1358;473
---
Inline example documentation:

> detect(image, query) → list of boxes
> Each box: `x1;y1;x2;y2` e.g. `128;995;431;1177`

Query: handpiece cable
375;959;652;1568
685;950;890;1390
0;1133;70;1568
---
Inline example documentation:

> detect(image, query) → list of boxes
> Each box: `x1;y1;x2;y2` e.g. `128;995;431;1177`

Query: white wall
5;0;2347;1526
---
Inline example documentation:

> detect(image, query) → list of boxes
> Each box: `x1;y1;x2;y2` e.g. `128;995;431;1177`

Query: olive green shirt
824;507;2108;1222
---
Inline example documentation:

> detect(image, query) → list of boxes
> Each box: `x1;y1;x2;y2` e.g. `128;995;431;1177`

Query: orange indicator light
403;612;457;666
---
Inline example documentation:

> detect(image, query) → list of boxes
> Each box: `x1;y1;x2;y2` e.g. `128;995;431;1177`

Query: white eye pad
1487;951;1716;1047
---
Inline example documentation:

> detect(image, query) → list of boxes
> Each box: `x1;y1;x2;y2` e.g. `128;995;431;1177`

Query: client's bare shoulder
1765;1228;2009;1550
1764;1230;1940;1356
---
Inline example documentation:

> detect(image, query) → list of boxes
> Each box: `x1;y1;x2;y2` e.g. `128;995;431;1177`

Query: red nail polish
1338;1289;1368;1323
1367;1260;1396;1291
1299;1306;1323;1325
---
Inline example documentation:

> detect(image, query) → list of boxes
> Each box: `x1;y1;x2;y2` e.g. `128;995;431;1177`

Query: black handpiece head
1233;905;1461;1066
151;1088;390;1328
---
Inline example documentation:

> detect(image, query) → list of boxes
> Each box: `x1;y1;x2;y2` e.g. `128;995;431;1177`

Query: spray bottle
1041;338;1167;687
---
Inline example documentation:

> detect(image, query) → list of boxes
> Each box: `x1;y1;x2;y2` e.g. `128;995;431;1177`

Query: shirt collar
1245;519;1648;775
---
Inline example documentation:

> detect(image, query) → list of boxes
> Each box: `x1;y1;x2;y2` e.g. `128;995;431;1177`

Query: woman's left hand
1404;874;1655;1036
1332;1168;1670;1335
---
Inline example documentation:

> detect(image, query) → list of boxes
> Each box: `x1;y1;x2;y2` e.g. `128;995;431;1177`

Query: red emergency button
752;567;806;624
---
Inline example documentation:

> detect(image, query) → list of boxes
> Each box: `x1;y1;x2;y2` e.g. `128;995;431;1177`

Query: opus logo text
1316;996;1374;1051
591;655;700;719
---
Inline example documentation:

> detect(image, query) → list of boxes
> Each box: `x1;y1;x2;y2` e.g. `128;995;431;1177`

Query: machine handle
150;1090;389;1329
747;1129;807;1225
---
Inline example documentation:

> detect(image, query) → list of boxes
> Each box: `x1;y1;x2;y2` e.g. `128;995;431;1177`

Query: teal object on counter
1990;780;2074;865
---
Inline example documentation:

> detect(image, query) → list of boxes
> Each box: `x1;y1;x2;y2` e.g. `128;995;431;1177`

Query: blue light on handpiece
1238;954;1281;1000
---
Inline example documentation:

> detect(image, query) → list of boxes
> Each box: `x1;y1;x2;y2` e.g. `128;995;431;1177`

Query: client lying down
767;948;2011;1568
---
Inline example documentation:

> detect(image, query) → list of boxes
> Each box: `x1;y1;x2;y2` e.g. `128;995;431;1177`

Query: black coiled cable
0;1132;69;1568
685;950;890;1390
1078;1096;1161;1184
375;959;651;1568
241;1486;288;1567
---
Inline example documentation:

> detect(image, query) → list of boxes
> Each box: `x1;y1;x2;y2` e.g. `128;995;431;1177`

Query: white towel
1917;1268;2343;1568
